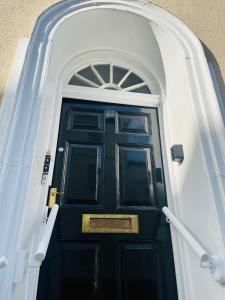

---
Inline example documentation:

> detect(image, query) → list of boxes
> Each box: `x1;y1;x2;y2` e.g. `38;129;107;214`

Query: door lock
48;188;64;208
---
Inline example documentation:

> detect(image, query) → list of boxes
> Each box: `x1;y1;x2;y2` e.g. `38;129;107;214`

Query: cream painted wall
0;0;224;101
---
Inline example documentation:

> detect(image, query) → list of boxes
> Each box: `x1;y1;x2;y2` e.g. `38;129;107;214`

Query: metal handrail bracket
162;206;225;284
0;256;8;269
14;204;59;284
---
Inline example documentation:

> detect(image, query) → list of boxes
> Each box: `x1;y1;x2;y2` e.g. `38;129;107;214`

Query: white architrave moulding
0;1;225;300
63;85;160;107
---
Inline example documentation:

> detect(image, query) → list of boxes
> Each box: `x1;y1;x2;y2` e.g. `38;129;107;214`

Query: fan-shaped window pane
131;85;151;94
113;66;128;84
68;75;92;87
78;66;101;86
94;64;110;83
68;64;151;94
120;72;143;89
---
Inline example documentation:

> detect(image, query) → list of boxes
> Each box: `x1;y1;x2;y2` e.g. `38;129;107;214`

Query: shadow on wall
202;43;225;125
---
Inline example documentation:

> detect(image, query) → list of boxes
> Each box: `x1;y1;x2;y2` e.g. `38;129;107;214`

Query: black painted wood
37;99;178;300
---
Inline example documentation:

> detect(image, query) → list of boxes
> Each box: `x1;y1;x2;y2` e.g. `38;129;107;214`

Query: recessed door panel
117;113;149;134
59;243;101;300
121;243;163;300
69;110;104;131
63;144;103;205
118;146;154;207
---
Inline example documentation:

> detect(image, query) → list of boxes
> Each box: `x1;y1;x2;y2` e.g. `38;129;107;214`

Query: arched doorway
0;1;225;300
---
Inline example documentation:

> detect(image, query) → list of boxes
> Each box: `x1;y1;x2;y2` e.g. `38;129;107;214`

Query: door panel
70;110;104;131
117;113;149;134
37;99;178;300
121;243;162;300
64;144;103;205
118;146;154;207
59;243;101;299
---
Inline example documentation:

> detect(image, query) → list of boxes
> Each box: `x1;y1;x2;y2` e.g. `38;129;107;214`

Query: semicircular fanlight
68;63;151;94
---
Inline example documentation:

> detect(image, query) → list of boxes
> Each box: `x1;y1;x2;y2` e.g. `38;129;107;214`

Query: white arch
0;1;225;299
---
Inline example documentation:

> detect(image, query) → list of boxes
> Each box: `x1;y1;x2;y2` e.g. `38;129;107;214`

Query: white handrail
162;206;225;284
0;256;8;269
35;204;59;263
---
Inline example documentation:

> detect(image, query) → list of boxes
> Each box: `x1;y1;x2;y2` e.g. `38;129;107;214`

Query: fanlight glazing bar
73;73;100;88
90;64;105;84
118;69;132;87
123;82;147;92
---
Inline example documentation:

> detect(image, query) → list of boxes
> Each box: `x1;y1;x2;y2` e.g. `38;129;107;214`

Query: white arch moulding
0;1;225;300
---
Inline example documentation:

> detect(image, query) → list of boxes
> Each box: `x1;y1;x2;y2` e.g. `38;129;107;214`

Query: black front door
37;99;177;300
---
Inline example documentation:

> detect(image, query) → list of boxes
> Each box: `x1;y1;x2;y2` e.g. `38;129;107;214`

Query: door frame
0;1;225;300
38;94;175;300
35;85;172;300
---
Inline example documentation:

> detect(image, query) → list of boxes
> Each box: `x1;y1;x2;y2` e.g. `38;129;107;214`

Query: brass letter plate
82;214;139;233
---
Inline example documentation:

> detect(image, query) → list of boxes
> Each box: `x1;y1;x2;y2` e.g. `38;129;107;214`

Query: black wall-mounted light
171;145;184;163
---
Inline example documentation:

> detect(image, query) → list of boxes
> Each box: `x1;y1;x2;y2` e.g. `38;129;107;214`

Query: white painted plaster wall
0;1;225;101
